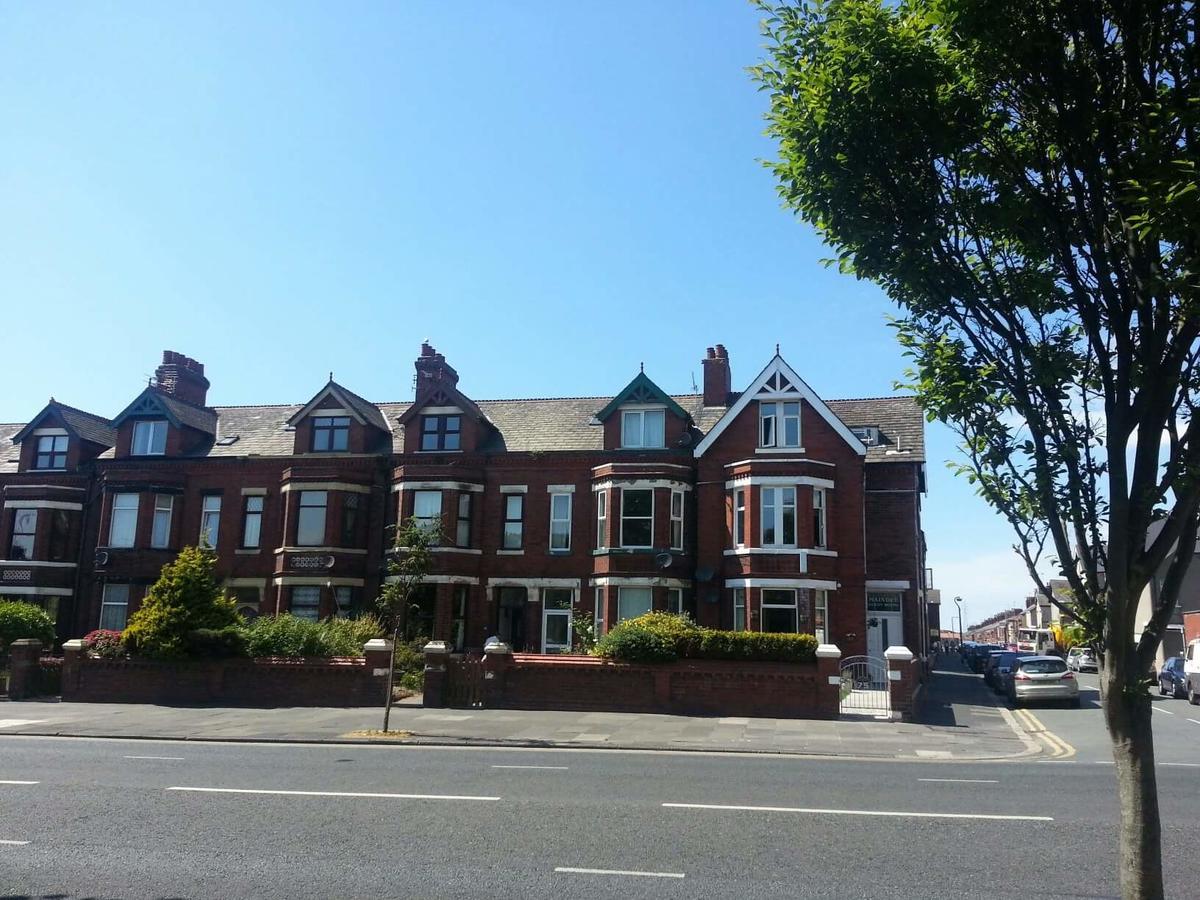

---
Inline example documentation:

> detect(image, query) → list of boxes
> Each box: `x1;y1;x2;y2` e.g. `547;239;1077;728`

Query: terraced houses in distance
0;344;933;658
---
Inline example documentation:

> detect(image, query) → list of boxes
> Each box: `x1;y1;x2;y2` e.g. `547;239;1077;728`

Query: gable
12;401;115;448
286;381;389;433
693;355;866;457
396;383;489;428
594;372;691;423
112;387;216;435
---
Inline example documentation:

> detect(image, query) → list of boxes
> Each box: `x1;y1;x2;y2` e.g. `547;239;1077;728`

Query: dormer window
759;401;800;448
850;425;881;447
35;434;68;469
312;416;350;452
421;414;461;451
621;409;665;449
132;420;167;456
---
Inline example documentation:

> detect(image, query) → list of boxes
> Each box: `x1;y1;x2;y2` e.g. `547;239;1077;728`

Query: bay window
620;489;653;548
621;409;665;449
296;491;327;546
760;486;796;547
109;493;139;548
290;586;321;621
813;488;827;548
617;586;652;622
596;491;608;549
341;494;360;546
10;509;36;559
99;583;130;631
670;490;684;550
762;589;800;633
814;590;829;644
733;588;746;631
150;494;174;549
733;489;746;546
456;494;471;548
412;490;443;539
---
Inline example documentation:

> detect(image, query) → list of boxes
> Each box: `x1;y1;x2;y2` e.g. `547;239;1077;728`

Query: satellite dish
655;552;673;569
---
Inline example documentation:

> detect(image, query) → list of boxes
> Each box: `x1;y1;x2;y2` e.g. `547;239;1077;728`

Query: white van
1184;639;1200;704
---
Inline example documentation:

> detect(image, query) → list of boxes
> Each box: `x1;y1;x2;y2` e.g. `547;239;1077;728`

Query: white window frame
412;490;443;540
621;408;666;449
132;420;167;456
99;583;130;631
760;486;797;548
594;587;607;637
334;585;354;617
109;493;139;548
733;588;746;631
541;587;574;653
549;493;572;552
733;489;746;547
669;490;684;551
242;495;264;549
813;488;827;549
596;490;608;549
667;587;685;616
620;488;655;549
502;494;524;549
456;493;472;548
761;588;800;633
617;586;653;622
290;585;321;622
814;590;829;644
199;495;222;548
759;401;800;448
296;491;327;547
150;494;174;549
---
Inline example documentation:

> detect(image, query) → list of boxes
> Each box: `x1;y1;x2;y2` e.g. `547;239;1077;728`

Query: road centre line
125;755;184;761
1164;763;1200;768
1188;719;1200;726
662;802;1052;822
0;840;30;846
0;780;39;785
1152;706;1175;715
491;765;568;770
918;778;999;784
555;867;684;879
167;786;500;801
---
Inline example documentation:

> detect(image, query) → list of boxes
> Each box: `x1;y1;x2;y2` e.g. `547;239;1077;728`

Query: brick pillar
422;641;450;708
363;638;393;705
61;639;85;700
885;645;916;720
482;640;512;708
6;639;43;700
815;643;842;719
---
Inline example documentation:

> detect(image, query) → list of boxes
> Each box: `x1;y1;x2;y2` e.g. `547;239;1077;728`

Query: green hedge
594;612;818;664
242;614;384;659
0;600;56;655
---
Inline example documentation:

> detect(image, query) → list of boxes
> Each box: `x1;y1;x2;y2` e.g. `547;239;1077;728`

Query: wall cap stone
423;641;450;654
815;644;842;659
10;639;43;648
884;645;914;662
363;639;393;652
484;640;513;656
62;639;85;650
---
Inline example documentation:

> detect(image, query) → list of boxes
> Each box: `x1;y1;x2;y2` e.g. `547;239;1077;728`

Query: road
2;725;1199;899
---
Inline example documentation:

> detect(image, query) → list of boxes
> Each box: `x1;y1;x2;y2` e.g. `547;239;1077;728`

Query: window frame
290;585;321;622
341;493;360;547
34;434;68;470
420;414;462;452
131;420;167;456
10;508;37;560
541;588;574;653
616;586;653;622
311;416;351;452
667;587;685;616
620;488;655;549
150;494;174;549
733;588;746;631
99;583;130;631
760;486;797;548
296;490;328;547
455;493;471;548
412;490;443;541
549;492;572;552
594;587;607;637
759;401;801;448
109;493;139;548
733;489;746;547
814;590;829;644
620;408;666;449
596;490;608;549
47;509;71;562
199;494;222;548
669;489;684;551
502;494;524;550
242;495;264;549
761;588;800;633
813;488;827;549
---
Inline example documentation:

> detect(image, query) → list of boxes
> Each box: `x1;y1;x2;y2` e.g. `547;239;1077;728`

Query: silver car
1009;656;1080;708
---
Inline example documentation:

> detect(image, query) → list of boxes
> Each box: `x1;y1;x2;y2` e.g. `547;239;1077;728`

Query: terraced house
0;344;931;658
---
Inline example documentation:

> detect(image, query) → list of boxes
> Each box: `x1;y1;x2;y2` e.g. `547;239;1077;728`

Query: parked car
982;651;1007;688
1159;657;1187;699
1184;640;1200;704
1009;656;1080;707
1067;647;1098;673
971;645;1003;673
994;652;1038;695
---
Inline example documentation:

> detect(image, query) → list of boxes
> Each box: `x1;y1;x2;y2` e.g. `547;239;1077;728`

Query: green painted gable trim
594;372;690;423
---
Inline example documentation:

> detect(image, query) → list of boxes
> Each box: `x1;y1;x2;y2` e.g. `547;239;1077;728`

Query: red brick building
0;345;928;658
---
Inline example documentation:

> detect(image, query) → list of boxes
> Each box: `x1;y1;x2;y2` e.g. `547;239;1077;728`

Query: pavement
2;730;1198;898
0;654;1049;760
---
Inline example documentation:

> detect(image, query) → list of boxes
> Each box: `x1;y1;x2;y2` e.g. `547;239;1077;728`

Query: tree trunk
1102;658;1164;900
381;624;400;734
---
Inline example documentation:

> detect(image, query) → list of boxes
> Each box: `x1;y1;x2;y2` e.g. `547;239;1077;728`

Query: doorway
496;587;528;652
867;591;904;658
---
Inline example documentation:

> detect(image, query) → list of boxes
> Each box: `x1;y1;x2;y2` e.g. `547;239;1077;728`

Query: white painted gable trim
288;385;368;425
693;355;867;458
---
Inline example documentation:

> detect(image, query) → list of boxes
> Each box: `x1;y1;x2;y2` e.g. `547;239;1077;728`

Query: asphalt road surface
2;728;1198;899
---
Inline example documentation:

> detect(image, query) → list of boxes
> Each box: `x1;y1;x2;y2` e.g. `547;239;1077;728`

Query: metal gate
445;654;484;709
839;655;891;717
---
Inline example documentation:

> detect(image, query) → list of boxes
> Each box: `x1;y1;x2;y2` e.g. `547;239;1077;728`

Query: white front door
541;588;574;654
867;613;902;657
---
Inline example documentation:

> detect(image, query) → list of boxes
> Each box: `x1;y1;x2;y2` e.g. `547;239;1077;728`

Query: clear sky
1;2;1033;627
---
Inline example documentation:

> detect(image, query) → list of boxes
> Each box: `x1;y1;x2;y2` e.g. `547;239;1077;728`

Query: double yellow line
1012;707;1076;759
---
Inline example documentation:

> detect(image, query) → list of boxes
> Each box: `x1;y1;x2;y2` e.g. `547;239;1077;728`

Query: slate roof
1;391;924;464
156;392;219;435
0;423;23;473
826;396;926;462
53;402;117;448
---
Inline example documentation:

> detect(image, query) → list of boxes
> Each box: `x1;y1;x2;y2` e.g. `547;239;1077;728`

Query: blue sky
1;2;1029;626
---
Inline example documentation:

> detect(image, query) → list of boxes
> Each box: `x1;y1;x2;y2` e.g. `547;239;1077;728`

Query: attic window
215;435;239;447
621;409;665;449
851;426;882;447
313;416;350;452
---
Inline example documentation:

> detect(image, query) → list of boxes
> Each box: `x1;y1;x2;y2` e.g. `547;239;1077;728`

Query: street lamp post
954;596;965;646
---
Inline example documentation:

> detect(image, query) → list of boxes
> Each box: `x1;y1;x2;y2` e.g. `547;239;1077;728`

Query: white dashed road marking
0;720;46;729
663;802;1052;822
918;778;999;784
0;840;30;846
555;867;684;879
167;787;500;801
125;756;185;761
0;780;39;785
491;765;568;770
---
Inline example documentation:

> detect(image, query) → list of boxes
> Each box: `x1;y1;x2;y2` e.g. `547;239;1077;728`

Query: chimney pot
155;350;211;407
706;347;716;359
701;344;732;406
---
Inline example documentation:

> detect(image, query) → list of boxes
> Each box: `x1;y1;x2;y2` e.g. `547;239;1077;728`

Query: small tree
375;518;438;732
124;545;241;659
0;599;56;659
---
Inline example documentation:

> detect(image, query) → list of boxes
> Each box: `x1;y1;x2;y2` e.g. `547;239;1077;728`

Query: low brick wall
58;640;393;707
448;650;840;719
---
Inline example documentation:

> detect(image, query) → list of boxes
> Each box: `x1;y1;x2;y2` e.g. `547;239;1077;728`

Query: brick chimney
155;350;210;406
701;344;731;406
414;342;460;402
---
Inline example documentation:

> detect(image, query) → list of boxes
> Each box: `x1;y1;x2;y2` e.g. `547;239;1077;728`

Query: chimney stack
701;344;731;406
414;342;460;401
155;350;210;406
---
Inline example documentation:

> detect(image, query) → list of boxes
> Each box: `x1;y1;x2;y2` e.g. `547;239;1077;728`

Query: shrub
82;630;126;659
320;615;385;657
36;656;62;695
696;629;818;664
243;614;383;659
594;625;678;663
185;626;248;659
0;600;56;654
123;546;241;659
617;612;702;655
394;636;427;692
